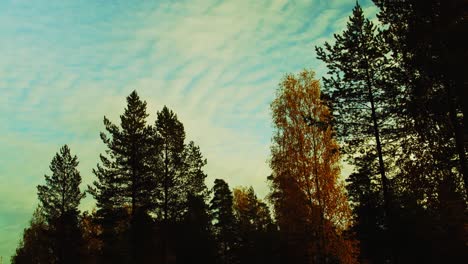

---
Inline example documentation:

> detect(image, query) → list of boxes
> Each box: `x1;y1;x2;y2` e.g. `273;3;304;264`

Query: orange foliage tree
269;69;358;263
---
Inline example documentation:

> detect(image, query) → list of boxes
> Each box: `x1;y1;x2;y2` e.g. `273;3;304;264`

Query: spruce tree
89;90;154;216
36;145;85;264
210;179;237;264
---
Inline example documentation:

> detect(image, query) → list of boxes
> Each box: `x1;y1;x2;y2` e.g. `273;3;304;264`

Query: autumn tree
269;69;358;263
36;145;85;264
210;179;237;264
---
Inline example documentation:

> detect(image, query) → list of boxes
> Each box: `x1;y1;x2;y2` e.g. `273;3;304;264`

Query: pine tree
89;90;153;216
151;106;209;263
316;2;397;227
88;90;154;263
210;179;237;264
152;106;208;221
372;0;468;196
36;145;85;264
37;145;85;222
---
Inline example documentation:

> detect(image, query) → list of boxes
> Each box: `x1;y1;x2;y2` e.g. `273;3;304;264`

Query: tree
345;154;386;263
37;145;85;222
151;106;209;263
373;0;467;194
177;194;217;264
210;179;237;264
80;210;103;264
36;145;85;264
152;106;208;221
12;207;54;264
269;69;358;263
232;186;277;264
315;2;399;229
364;1;468;261
88;90;154;263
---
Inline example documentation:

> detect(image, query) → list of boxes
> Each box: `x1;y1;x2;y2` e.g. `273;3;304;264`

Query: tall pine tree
88;90;154;263
36;145;85;264
151;106;209;263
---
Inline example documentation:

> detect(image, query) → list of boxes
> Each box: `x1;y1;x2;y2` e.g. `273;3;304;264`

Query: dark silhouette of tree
153;106;191;221
80;210;103;264
316;3;397;236
151;106;209;263
373;0;468;194
35;145;85;264
177;194;217;264
88;90;154;263
345;154;386;263
37;145;85;221
232;186;278;264
210;179;237;264
363;1;468;262
11;207;54;264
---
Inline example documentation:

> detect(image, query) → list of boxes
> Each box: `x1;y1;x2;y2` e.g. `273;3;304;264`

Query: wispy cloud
0;0;378;260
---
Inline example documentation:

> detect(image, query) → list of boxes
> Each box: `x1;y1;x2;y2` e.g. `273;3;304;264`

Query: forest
10;1;467;263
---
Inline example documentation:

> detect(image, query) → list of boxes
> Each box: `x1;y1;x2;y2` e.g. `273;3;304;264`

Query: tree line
11;1;467;263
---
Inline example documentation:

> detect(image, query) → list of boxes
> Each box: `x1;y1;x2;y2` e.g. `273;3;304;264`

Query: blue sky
0;0;378;261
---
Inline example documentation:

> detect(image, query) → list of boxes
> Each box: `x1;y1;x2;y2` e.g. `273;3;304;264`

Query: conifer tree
316;2;397;225
151;106;209;263
89;90;153;216
372;0;468;195
88;90;154;263
210;179;237;264
152;106;208;221
36;145;85;264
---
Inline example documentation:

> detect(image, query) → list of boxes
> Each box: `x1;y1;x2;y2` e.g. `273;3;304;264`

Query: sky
0;0;378;261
